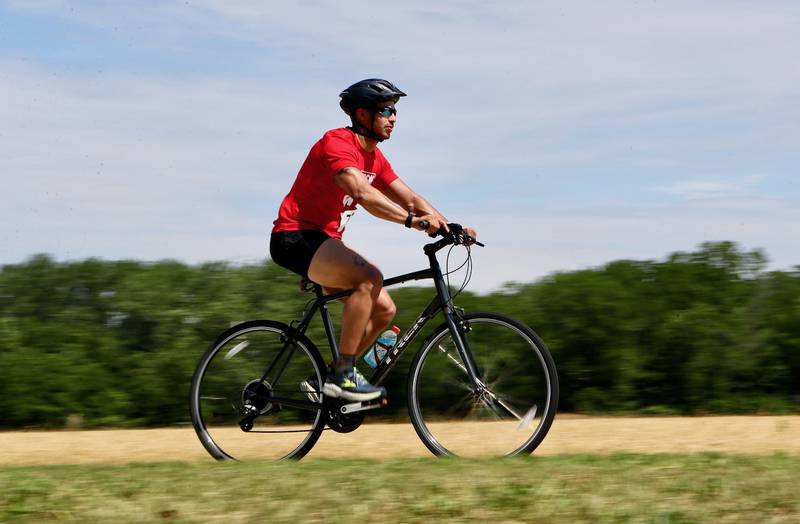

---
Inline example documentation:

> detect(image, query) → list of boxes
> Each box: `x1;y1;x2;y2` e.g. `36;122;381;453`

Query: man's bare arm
383;178;448;224
334;168;446;232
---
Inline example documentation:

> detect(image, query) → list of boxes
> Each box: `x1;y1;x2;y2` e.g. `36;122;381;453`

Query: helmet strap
348;109;384;142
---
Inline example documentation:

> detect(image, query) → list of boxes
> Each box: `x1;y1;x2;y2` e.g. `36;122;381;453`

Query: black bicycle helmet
339;78;406;115
339;79;406;142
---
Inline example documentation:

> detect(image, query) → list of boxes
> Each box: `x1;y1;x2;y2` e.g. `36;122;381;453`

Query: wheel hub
239;379;272;431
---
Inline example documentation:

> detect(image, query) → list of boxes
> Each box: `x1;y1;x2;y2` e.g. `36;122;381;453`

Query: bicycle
189;223;558;460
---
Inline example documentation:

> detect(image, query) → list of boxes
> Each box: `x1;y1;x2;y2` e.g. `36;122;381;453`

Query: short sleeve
372;149;399;191
321;131;360;176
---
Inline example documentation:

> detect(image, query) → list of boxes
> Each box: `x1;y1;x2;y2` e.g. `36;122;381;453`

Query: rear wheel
408;313;558;457
190;320;326;460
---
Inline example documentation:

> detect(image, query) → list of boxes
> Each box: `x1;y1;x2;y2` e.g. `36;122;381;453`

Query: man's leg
308;239;386;357
307;239;392;401
323;286;396;355
356;288;396;353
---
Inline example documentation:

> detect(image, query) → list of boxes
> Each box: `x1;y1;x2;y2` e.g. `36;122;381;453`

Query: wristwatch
404;211;415;228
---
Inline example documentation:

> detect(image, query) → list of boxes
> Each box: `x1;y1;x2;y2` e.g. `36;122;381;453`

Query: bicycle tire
190;320;327;461
407;312;558;457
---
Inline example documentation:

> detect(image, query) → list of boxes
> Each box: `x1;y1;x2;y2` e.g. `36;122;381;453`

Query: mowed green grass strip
2;454;798;523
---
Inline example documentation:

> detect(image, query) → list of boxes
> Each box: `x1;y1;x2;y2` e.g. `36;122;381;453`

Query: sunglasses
376;106;397;117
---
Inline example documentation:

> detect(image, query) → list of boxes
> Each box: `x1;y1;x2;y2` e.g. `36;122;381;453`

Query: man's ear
354;107;371;126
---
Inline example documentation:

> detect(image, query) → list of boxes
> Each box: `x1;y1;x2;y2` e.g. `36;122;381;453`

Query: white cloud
2;2;799;292
654;181;741;200
653;175;767;200
0;60;328;258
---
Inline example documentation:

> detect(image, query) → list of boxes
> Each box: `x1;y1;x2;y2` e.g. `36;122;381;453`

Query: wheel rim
193;325;324;460
411;317;554;457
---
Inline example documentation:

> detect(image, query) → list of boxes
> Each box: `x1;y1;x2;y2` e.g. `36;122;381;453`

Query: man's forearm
357;185;408;224
410;195;447;221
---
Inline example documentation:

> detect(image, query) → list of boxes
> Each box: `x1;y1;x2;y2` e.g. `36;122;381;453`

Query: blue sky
1;1;799;292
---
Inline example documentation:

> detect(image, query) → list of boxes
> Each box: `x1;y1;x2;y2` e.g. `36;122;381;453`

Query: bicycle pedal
340;397;388;414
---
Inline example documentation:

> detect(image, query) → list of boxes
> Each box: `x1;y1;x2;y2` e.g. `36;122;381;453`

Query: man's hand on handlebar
463;226;478;246
413;213;448;235
413;220;482;247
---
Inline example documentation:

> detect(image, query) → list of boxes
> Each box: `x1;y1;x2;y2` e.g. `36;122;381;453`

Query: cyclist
270;78;476;402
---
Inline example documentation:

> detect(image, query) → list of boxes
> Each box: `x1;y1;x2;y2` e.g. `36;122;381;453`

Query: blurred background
1;1;799;429
1;242;798;428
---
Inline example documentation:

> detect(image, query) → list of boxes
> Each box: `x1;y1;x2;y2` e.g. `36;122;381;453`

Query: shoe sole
322;383;384;402
299;381;321;403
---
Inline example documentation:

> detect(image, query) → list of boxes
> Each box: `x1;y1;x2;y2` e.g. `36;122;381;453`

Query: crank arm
340;397;388;414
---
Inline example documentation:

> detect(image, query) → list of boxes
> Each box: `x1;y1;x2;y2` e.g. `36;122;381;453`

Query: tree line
0;241;797;428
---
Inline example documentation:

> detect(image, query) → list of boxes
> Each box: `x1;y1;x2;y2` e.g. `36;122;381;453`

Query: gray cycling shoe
322;368;386;402
299;374;322;403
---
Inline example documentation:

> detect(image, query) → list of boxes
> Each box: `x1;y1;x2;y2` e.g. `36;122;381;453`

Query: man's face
356;102;397;140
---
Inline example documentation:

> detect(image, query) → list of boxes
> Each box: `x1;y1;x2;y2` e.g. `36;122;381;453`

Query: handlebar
418;221;485;248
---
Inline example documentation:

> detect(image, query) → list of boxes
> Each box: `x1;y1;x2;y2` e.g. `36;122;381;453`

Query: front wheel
190;320;327;461
408;312;558;457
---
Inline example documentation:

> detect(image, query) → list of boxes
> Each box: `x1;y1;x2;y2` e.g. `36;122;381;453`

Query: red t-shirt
272;128;399;239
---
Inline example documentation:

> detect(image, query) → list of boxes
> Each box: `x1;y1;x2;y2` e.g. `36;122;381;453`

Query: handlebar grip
416;219;484;246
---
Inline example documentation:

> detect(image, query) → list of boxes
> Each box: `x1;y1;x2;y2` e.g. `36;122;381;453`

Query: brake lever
466;236;485;248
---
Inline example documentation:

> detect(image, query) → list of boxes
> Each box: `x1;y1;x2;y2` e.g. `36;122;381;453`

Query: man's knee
353;268;383;297
374;294;396;323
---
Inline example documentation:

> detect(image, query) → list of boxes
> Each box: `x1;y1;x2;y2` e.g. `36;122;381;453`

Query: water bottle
363;326;401;368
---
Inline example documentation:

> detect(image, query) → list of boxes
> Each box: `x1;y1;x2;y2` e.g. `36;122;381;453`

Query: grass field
2;454;799;523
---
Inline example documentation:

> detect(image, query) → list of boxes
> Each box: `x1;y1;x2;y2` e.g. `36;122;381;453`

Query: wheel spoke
224;340;249;360
438;344;468;374
516;405;538;431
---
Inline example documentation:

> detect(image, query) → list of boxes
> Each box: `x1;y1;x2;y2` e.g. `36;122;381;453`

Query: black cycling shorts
269;230;332;278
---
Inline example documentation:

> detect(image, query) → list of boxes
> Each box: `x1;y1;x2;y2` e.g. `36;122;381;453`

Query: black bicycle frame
257;238;483;414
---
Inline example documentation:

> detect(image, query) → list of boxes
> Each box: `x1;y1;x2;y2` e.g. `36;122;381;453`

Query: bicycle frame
261;237;483;412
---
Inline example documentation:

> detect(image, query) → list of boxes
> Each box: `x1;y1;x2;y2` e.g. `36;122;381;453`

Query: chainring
323;398;364;433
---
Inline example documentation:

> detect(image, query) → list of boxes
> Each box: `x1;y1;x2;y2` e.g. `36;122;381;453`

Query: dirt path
1;416;798;465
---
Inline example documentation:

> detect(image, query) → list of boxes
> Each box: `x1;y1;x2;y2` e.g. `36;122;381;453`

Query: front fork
443;309;488;390
443;310;530;421
430;253;485;390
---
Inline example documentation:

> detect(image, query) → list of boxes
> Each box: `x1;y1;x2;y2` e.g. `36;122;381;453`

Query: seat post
318;297;339;361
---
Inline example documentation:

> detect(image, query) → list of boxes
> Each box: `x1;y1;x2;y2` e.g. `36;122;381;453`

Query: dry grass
0;416;798;466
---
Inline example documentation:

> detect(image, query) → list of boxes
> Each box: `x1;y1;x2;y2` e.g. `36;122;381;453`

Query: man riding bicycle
270;78;477;402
